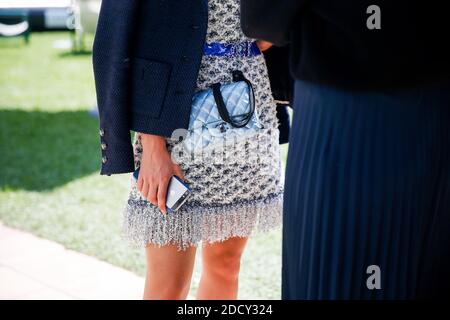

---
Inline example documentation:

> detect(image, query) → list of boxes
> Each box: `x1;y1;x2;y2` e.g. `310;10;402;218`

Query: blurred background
0;0;287;299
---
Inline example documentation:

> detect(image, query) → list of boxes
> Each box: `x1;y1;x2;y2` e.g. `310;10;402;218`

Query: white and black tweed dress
123;0;283;251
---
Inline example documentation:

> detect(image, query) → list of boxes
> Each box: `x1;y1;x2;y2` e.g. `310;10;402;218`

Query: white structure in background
0;18;29;40
0;0;72;8
0;0;73;30
72;0;101;51
0;20;28;36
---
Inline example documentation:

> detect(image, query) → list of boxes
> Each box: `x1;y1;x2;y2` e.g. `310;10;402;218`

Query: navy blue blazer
93;0;291;176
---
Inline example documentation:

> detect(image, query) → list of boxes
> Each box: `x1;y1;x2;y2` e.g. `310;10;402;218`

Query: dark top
241;0;450;90
263;46;294;103
92;0;291;176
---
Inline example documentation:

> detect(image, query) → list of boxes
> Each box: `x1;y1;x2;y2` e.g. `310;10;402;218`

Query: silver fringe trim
122;193;283;252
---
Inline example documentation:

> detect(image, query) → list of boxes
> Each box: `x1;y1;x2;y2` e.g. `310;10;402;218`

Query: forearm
140;133;167;153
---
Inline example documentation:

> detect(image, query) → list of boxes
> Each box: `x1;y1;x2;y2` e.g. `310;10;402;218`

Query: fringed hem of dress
122;193;283;251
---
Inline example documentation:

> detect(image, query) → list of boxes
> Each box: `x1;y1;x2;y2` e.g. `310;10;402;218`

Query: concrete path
0;223;144;300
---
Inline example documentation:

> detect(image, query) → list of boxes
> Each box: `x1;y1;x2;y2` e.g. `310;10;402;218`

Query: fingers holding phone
136;134;186;214
156;175;170;214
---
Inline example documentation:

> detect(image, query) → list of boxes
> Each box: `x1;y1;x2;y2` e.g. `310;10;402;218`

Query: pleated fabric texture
282;80;450;300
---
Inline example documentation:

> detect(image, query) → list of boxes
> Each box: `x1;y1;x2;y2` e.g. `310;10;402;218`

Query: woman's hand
256;40;273;52
137;134;185;214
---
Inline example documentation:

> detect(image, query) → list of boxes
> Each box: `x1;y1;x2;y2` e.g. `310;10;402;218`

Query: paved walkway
0;223;144;300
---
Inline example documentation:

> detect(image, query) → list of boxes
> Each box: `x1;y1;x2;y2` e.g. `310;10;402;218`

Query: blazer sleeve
92;0;140;176
240;0;309;46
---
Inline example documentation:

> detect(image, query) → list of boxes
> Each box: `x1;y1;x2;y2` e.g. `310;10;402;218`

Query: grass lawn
0;32;288;299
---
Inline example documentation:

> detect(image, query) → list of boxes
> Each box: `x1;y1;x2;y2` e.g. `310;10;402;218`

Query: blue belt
203;41;261;57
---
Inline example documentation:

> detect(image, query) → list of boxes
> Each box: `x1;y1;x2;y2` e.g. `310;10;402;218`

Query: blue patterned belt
203;41;261;57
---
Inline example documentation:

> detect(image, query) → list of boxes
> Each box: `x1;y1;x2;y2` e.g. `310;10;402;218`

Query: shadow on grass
0;109;101;191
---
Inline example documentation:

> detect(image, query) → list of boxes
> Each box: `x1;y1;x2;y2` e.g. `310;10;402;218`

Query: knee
203;247;243;280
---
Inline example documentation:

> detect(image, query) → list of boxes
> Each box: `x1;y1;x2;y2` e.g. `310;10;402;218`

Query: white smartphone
165;175;191;212
133;169;191;212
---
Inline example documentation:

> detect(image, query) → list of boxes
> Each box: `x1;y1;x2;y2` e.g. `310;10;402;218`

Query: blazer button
102;156;108;164
99;129;105;137
181;55;190;62
101;143;107;150
190;24;200;30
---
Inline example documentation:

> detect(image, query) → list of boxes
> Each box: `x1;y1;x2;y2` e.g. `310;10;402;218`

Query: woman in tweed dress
94;0;286;300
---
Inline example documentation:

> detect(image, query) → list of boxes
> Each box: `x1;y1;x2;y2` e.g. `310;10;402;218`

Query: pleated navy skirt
282;80;450;300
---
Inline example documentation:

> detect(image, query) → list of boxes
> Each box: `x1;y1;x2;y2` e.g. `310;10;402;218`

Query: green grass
0;32;288;299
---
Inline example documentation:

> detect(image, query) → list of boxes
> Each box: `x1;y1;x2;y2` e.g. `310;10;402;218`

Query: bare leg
197;236;249;300
144;243;197;300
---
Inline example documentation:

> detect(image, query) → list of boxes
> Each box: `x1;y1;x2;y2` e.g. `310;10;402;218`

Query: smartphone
133;168;191;212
